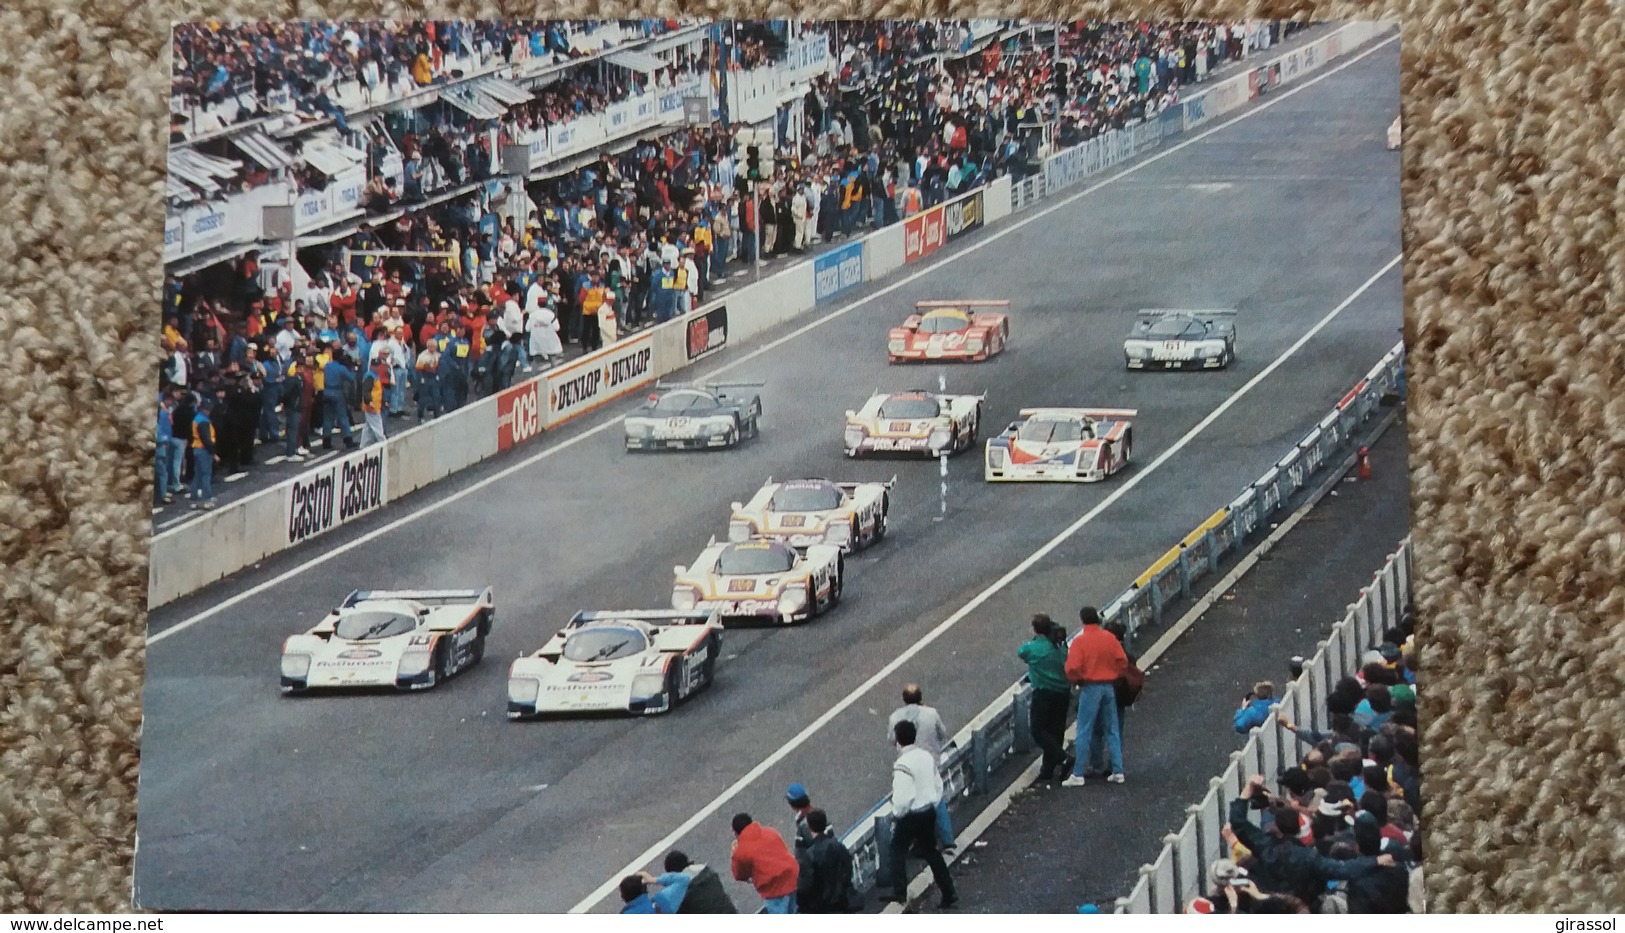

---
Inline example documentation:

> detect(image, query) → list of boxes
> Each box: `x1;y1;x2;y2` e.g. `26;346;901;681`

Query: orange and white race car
887;300;1010;363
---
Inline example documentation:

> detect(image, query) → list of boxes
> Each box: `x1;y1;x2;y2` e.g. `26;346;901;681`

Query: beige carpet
1;0;1620;914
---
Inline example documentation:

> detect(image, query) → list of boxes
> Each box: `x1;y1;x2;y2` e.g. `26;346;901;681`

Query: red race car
888;300;1010;363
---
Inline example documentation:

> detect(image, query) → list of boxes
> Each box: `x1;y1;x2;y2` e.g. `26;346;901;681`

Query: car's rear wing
915;300;1010;309
343;587;492;607
654;379;766;392
569;609;720;627
1019;407;1139;421
835;475;897;494
1135;308;1237;322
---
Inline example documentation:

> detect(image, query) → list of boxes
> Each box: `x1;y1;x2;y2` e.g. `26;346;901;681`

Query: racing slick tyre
722;422;740;447
848;517;864;551
874;499;890;542
436;640;457;684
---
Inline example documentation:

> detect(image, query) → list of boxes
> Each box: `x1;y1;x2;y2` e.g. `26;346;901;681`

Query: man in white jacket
883;720;957;909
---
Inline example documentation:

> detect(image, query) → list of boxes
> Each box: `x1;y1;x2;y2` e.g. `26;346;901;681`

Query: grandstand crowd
159;18;1297;508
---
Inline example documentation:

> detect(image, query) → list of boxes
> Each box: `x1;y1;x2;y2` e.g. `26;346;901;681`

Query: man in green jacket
1018;614;1073;782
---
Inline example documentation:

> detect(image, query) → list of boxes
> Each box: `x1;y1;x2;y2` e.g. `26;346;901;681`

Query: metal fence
835;341;1408;895
1115;536;1413;913
1008;111;1177;214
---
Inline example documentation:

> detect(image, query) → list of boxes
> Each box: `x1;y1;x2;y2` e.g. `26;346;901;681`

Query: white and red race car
844;390;984;458
887;300;1010;363
984;408;1137;483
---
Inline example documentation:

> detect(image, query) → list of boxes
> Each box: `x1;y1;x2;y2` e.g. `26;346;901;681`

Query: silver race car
506;609;724;718
625;380;764;451
1123;310;1237;370
279;588;495;693
843;390;984;458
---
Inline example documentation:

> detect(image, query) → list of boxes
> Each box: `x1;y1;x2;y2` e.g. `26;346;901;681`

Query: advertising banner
284;446;387;547
903;205;946;264
545;332;655;426
164;214;184;263
942;189;984;243
181;203;230;255
495;379;543;452
813;241;864;303
686;305;729;362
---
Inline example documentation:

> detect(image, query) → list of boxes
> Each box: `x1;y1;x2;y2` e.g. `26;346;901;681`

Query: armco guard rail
148;19;1394;610
833;338;1406;898
1115;538;1413;913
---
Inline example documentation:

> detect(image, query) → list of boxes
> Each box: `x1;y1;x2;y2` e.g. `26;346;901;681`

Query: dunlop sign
546;332;656;426
285;447;387;546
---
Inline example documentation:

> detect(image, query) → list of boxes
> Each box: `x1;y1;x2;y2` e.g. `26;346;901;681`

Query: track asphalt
136;36;1401;913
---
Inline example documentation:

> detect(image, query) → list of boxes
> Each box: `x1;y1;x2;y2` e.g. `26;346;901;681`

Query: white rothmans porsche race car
843;390;984;458
1123;309;1237;370
673;538;843;624
728;477;892;551
984;408;1136;483
506;609;723;718
280;588;495;693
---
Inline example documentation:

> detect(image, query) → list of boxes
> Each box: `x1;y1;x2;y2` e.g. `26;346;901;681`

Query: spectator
155;393;178;505
887;683;954;849
1018;613;1074;784
188;398;220;509
1062;605;1127;786
729;813;799;914
661;851;736;914
320;348;358;450
1227;775;1395;910
883;719;957;909
358;353;390;447
794;808;860;913
785;783;815;848
1086;616;1143;776
1234;681;1277;734
618;870;690;914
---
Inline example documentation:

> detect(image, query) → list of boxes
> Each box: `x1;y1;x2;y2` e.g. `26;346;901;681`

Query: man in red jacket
1062;606;1128;787
730;812;800;913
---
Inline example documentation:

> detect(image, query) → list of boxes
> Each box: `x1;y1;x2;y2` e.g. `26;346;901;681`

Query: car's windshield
918;311;969;334
718;543;797;575
1017;418;1087;443
562;626;648;663
334;609;418;641
769;483;842;512
878;396;941;420
652;391;718;414
1146;317;1207;340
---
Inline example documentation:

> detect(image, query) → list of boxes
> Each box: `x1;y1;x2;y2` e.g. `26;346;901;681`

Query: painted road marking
567;245;1400;913
148;34;1398;654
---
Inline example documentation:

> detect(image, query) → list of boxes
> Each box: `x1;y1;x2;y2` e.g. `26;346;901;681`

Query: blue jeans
1089;703;1128;774
1072;682;1123;777
189;447;214;501
155;441;175;500
283;401;302;456
762;894;797;914
711;242;728;279
935;798;955;848
168;438;185;492
322;393;352;446
259;387;282;442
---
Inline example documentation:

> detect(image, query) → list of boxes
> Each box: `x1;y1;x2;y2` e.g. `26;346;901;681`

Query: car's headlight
929;426;951;450
1128;345;1150;359
727;521;754;543
627;421;650;437
965;337;984;352
1202;344;1223;357
777;588;808;615
508;677;540;704
844;425;866;448
825;521;851;545
398;649;432;677
281;653;311;679
672;587;699;610
888;338;906;353
630;671;666;699
988;447;1006;468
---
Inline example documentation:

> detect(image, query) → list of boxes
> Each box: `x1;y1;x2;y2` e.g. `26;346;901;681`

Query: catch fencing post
1012;688;1034;754
970;726;991;794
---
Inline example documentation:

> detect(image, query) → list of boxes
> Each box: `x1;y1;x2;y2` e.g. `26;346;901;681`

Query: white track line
147;33;1397;651
567;245;1399;912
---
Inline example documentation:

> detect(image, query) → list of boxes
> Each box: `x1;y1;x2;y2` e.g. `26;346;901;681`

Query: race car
506;609;723;718
887;300;1010;363
727;476;892;551
672;538;843;625
843;390;984;458
984;408;1137;483
1123;309;1237;370
624;380;764;451
279;588;495;693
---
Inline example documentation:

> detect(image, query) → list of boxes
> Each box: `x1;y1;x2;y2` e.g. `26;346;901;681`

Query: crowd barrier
149;20;1393;609
832;340;1406;897
1116;538;1413;913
